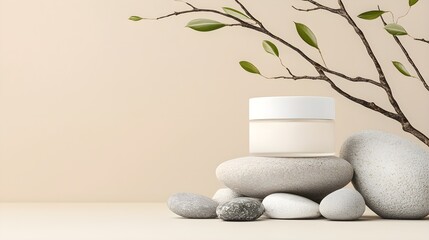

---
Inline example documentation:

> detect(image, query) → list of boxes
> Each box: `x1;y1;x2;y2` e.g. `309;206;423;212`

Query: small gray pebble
216;197;264;221
167;192;218;219
320;188;366;221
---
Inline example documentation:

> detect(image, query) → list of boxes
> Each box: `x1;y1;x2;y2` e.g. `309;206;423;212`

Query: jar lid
249;96;335;120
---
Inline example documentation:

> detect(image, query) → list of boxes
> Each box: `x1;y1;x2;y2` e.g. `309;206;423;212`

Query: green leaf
186;19;226;32
384;23;408;36
295;22;318;49
129;16;143;21
222;7;250;19
357;10;386;20
392;61;413;77
262;40;279;57
409;0;419;7
239;61;260;74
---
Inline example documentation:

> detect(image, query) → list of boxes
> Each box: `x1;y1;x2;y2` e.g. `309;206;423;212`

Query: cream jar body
249;96;335;157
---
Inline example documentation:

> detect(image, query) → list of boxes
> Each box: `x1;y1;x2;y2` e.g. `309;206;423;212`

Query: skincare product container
249;96;335;157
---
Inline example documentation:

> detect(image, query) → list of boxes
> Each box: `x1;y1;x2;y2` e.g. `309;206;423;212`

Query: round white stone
262;193;321;219
212;188;242;204
340;130;429;219
216;156;353;202
319;188;366;220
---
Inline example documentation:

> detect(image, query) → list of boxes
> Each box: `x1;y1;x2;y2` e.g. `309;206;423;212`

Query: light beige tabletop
0;203;428;240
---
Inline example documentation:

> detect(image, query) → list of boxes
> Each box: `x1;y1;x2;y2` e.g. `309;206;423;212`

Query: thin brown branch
270;73;324;81
292;2;381;87
323;76;401;121
233;0;264;28
174;0;196;10
378;6;429;91
292;6;322;12
154;9;246;25
226;24;242;27
230;1;382;88
414;38;429;44
336;1;407;118
245;22;382;88
324;69;383;87
402;122;429;146
298;0;342;14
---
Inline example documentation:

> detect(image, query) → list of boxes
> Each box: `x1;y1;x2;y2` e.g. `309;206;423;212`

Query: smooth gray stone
319;188;366;221
263;193;320;219
216;197;264;221
167;192;218;219
340;130;429;219
212;188;243;204
216;156;353;202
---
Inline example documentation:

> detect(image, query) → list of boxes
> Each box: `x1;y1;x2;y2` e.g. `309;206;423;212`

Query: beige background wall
0;0;428;202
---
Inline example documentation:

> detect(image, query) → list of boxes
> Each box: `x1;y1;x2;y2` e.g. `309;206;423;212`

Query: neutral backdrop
1;0;428;201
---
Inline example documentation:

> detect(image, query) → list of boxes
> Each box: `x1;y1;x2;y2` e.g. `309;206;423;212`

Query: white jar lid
249;96;335;120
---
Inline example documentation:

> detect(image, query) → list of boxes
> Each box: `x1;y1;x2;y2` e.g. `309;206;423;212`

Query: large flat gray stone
216;156;353;202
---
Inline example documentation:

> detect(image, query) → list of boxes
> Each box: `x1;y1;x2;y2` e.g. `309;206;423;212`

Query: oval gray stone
263;193;320;219
216;197;264;221
340;130;429;219
167;192;218;219
319;188;366;220
212;188;243;204
216;156;353;202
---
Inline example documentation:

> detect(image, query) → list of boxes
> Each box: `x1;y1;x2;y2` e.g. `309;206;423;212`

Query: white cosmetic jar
249;96;335;157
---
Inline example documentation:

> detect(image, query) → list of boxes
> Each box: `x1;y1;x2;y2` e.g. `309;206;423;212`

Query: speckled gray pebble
340;130;429;219
167;192;218;219
212;188;243;204
216;197;264;221
216;156;353;202
319;188;366;220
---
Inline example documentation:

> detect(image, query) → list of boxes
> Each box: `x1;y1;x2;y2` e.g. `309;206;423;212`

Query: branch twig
174;0;196;9
323;69;382;87
378;6;429;92
233;0;264;28
335;0;428;145
296;0;428;145
322;1;409;121
414;38;429;44
270;68;324;80
299;0;342;14
292;6;323;12
323;76;400;121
